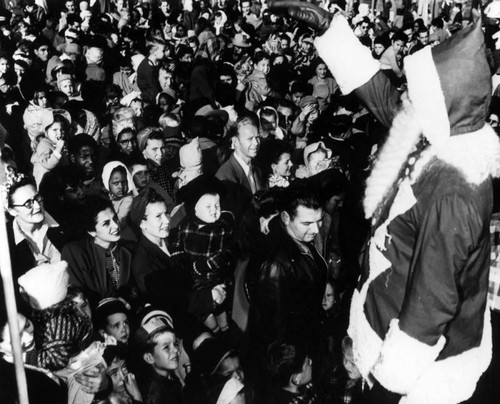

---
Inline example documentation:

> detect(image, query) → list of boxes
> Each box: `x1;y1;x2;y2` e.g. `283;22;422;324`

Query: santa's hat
18;261;69;310
404;21;491;146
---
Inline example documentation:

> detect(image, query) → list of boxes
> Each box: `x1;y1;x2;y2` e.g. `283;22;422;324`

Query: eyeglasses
119;138;136;146
11;194;43;209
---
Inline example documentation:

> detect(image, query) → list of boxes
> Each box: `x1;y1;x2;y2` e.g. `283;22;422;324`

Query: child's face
307;150;327;174
217;355;244;382
195;193;221;223
104;313;130;344
322;283;334;311
108;170;128;199
46;122;64;143
151;331;179;372
343;346;361;380
107;357;129;393
72;294;92;319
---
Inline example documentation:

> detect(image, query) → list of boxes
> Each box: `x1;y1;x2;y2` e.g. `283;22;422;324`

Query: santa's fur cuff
371;319;445;394
315;14;380;95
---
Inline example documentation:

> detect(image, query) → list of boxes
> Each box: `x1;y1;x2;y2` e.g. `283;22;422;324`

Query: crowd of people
1;0;500;403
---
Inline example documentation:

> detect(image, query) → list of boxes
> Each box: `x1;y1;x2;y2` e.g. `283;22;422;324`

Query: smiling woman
6;176;67;279
61;196;134;307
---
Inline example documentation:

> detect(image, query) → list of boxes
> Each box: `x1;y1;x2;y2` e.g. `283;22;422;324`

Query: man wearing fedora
271;2;500;403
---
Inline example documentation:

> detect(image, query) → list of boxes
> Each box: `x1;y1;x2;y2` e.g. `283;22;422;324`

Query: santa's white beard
364;100;423;220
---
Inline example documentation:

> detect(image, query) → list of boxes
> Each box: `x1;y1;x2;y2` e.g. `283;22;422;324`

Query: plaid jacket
170;211;234;288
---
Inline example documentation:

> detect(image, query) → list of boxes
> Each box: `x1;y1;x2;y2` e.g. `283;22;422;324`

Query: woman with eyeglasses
105;127;142;168
6;176;67;279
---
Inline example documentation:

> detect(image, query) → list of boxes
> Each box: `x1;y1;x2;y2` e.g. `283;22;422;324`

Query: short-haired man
409;27;429;54
216;114;263;219
248;183;327;386
249;183;326;346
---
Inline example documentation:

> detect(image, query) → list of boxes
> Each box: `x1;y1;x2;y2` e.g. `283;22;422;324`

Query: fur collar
364;103;500;219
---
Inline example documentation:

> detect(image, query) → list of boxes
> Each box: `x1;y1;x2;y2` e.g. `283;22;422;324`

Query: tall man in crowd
216;114;263;220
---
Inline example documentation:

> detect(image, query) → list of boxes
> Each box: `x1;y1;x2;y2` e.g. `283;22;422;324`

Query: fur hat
179;174;224;217
179;137;202;169
18;261;69;310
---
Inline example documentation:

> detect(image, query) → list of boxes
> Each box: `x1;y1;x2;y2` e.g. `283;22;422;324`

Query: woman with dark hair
258;139;293;189
61;196;134;307
5;175;66;279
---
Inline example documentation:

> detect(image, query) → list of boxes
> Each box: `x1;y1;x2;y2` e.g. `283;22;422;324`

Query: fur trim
364;110;500;219
347;287;383;384
400;308;492;404
364;102;422;219
372;320;446;395
434;124;500;184
315;14;380;95
405;47;450;146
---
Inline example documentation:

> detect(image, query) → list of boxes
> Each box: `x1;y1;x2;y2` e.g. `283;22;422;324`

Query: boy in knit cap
170;174;233;334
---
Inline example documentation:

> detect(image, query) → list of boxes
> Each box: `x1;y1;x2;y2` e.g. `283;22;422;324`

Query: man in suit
216;114;263;220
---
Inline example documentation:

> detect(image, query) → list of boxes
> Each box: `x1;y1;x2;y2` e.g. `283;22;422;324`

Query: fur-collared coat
315;14;500;404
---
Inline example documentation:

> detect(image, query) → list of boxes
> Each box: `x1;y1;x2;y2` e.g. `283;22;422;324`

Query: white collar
233;152;251;176
13;212;58;245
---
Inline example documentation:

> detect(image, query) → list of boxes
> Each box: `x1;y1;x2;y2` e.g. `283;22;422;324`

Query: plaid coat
170;211;234;289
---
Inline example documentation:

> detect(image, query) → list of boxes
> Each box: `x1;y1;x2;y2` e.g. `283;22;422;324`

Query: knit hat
179;137;202;169
173;138;203;187
85;47;103;65
95;297;130;329
18;261;69;310
404;20;491;146
57;73;73;87
179;174;224;216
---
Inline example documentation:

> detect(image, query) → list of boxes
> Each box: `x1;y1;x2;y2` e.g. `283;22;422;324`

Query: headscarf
101;161;137;196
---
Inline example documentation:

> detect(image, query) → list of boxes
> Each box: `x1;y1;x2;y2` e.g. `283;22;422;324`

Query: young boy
103;345;142;404
95;297;131;346
31;110;69;186
135;320;184;403
171;174;232;333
